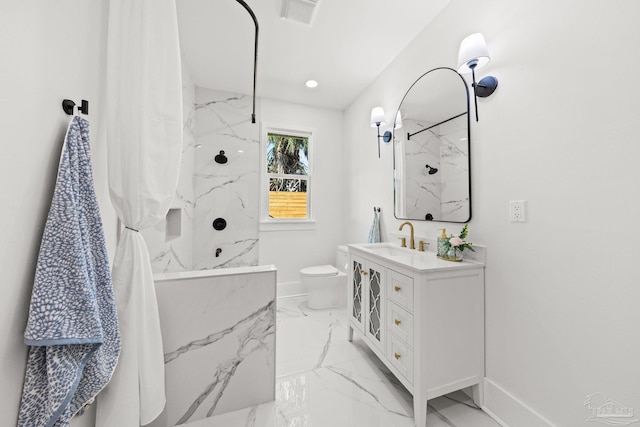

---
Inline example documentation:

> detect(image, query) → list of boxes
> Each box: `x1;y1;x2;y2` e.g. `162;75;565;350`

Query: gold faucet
399;221;415;249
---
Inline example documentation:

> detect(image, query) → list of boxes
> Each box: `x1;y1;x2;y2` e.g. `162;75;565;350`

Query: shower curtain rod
407;111;466;141
234;0;259;124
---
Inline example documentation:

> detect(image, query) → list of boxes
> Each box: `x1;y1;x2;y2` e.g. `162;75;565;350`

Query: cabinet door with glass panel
349;254;385;353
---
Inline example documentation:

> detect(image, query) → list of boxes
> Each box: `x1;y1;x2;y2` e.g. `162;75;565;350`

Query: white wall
343;0;640;425
259;98;345;290
0;1;114;425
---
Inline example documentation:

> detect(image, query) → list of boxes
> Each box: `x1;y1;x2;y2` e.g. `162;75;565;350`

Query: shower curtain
96;0;183;425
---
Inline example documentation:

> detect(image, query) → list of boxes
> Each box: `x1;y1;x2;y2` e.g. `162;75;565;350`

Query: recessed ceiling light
305;80;318;88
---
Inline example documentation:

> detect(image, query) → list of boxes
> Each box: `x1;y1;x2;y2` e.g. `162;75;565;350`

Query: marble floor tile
276;298;368;376
185;296;500;427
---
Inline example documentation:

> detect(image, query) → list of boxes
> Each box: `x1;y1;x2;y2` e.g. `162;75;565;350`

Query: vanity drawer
387;270;413;312
387;334;414;383
387;301;414;348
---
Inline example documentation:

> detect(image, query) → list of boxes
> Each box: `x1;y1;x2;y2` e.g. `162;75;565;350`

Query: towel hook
62;99;89;115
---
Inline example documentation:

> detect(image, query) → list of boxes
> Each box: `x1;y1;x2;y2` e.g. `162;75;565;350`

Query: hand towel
368;208;381;243
18;116;121;427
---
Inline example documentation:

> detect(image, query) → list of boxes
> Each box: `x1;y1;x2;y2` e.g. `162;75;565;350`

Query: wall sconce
370;107;392;158
457;33;498;122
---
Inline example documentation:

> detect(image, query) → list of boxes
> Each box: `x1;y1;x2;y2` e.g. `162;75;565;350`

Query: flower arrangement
440;224;475;261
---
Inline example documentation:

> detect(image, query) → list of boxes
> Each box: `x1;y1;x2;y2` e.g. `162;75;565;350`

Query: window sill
259;219;317;232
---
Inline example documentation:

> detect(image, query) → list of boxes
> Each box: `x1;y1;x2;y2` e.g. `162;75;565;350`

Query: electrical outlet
509;200;526;222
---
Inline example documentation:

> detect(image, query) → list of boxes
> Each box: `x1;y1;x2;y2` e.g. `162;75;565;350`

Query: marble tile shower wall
438;115;469;222
402;116;468;221
144;86;260;273
192;88;259;270
403;117;443;220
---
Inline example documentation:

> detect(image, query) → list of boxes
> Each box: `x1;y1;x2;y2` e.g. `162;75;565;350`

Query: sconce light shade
370;107;386;127
370;107;392;158
456;32;498;121
394;110;403;129
457;33;490;73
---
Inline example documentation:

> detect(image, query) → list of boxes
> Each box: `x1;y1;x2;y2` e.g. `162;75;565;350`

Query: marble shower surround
144;85;260;273
400;115;469;221
192;88;260;270
150;267;276;427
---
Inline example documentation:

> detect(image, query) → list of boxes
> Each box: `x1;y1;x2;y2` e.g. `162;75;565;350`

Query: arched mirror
393;67;471;222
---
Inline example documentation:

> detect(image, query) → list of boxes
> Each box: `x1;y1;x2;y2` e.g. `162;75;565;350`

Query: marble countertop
348;242;484;273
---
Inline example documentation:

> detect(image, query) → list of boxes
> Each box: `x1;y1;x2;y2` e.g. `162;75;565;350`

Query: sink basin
359;243;415;257
357;243;434;269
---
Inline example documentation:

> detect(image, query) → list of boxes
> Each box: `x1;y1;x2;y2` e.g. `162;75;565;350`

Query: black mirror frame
392;66;472;223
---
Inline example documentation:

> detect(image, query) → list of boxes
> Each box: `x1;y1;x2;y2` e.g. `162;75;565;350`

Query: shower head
425;164;438;175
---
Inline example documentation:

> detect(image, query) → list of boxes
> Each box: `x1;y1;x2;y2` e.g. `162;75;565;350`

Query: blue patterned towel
18;116;121;427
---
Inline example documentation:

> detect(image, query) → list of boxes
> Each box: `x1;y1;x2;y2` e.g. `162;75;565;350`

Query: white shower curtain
96;0;183;425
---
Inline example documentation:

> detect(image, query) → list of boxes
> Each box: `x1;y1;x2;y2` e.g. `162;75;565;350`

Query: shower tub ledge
148;265;277;427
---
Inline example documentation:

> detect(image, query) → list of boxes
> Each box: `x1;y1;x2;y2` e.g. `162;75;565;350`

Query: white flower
449;236;463;247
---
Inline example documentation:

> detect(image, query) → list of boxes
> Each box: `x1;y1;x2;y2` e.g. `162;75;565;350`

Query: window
261;126;313;228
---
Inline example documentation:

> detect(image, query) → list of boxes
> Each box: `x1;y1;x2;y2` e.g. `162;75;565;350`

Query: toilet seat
300;265;338;277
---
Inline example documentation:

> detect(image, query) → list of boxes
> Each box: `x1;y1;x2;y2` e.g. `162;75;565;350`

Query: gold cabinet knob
394;352;401;360
360;269;368;276
394;319;401;326
394;286;401;292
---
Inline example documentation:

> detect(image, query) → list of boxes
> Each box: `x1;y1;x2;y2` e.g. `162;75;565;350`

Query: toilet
300;245;349;309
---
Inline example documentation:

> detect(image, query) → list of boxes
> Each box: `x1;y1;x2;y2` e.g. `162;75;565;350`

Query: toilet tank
336;245;349;273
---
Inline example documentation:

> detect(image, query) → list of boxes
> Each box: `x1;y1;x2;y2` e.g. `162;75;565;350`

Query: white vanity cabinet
347;244;485;427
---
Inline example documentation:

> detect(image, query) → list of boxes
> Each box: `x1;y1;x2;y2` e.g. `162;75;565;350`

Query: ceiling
177;0;450;110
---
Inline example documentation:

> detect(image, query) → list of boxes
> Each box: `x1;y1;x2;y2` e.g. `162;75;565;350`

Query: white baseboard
483;378;557;427
277;281;306;298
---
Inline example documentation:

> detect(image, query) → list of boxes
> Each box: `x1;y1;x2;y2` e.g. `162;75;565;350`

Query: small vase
440;246;463;262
